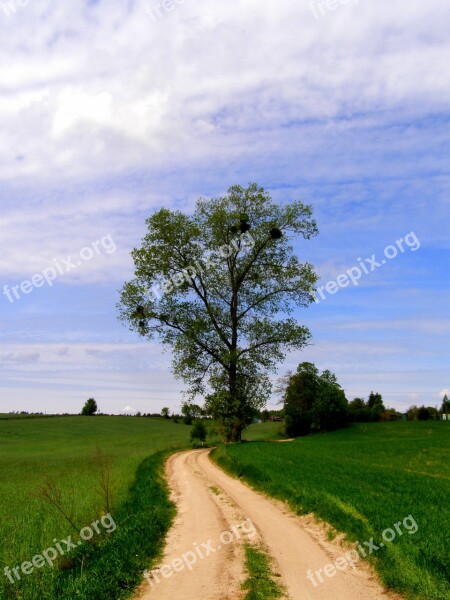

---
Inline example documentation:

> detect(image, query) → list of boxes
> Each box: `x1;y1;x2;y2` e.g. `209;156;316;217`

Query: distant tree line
277;362;408;437
405;395;449;421
347;393;402;422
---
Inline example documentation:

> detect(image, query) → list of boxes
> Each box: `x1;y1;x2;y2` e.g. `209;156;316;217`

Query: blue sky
0;0;448;415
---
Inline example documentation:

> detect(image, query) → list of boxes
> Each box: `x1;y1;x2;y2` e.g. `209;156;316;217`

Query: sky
0;0;449;415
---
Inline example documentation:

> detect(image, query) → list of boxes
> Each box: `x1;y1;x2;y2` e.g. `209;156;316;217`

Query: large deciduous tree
118;183;318;441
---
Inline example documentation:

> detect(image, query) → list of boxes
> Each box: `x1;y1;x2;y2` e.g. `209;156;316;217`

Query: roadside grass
205;420;285;446
212;422;450;600
242;545;284;600
40;451;174;599
242;422;286;442
0;416;191;599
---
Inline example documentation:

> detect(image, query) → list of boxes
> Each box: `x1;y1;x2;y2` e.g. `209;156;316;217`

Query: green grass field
0;416;192;599
242;422;286;442
213;422;450;600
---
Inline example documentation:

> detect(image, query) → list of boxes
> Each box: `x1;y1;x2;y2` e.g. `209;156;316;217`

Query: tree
274;370;293;402
204;365;272;440
441;394;450;419
161;407;170;419
417;406;431;421
181;402;203;425
118;183;318;442
283;363;348;436
367;391;385;421
81;398;97;416
426;406;439;420
284;362;319;436
348;397;369;422
310;377;348;432
407;405;419;421
190;420;207;445
261;409;271;422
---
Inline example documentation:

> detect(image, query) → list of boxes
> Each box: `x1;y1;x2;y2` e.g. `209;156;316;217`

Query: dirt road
135;449;400;600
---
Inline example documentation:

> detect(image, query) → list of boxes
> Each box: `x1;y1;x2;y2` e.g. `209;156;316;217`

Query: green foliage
309;383;348;432
81;398;98;416
205;368;271;442
283;363;348;436
348;392;387;423
212;422;450;600
408;405;440;421
118;183;319;441
181;402;203;425
161;407;170;418
417;406;431;421
348;397;369;422
260;410;270;422
441;394;450;415
367;391;385;421
190;420;207;444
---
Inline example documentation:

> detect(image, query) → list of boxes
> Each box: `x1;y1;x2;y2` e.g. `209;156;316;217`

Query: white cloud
0;0;448;414
0;350;40;364
1;0;449;183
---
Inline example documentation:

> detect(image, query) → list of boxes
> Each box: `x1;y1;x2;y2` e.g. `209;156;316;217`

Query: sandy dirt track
135;449;400;600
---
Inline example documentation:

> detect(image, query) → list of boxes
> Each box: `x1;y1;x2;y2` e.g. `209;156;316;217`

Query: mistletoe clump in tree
118;183;319;442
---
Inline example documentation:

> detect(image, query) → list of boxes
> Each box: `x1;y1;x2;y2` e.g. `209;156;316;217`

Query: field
0;416;191;599
2;417;448;600
213;422;450;600
242;421;285;442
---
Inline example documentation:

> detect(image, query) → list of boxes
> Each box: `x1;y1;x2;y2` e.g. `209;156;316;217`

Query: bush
417;406;431;421
190;420;207;445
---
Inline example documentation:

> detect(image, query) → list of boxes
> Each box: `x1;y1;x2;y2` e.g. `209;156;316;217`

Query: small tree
81;398;97;416
161;407;170;419
191;420;207;446
181;402;203;425
368;391;385;421
441;394;450;419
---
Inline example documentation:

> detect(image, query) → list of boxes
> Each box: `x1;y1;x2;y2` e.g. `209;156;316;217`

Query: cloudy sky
0;0;449;415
